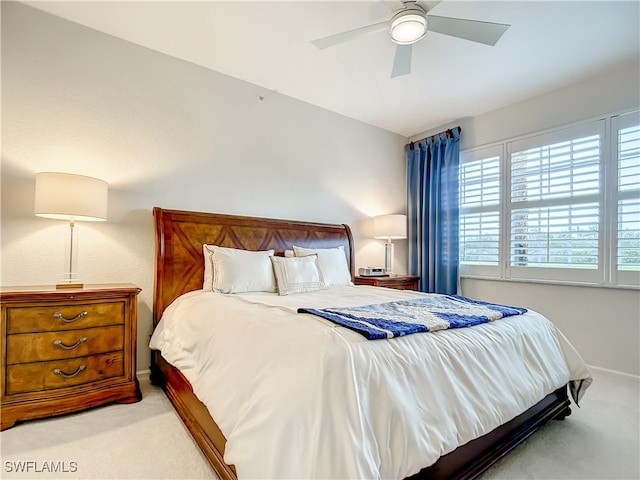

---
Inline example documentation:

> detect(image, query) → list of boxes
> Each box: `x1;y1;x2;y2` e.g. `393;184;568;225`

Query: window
507;123;604;283
459;145;502;277
459;110;639;288
614;112;640;286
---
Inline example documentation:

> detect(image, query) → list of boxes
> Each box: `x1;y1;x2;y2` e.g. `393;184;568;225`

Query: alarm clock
358;267;386;277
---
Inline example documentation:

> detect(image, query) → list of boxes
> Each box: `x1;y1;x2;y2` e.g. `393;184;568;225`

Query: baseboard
587;364;640;380
136;368;151;377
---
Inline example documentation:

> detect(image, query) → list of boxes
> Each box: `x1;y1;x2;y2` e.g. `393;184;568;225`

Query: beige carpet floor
1;369;638;480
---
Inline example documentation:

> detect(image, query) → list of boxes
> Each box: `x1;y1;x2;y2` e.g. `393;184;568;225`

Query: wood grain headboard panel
153;207;354;326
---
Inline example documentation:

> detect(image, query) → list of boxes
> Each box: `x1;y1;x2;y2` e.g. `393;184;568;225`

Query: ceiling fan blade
382;0;442;11
391;44;412;78
380;0;405;12
427;14;510;46
311;21;388;50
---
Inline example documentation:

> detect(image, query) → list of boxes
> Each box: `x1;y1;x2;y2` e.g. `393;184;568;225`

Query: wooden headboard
152;207;354;327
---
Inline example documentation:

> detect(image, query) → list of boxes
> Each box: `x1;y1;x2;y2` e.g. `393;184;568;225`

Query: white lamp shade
373;214;407;240
35;172;108;221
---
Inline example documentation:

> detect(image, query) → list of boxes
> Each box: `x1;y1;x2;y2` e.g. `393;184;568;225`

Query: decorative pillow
271;256;326;296
203;245;276;293
292;245;352;287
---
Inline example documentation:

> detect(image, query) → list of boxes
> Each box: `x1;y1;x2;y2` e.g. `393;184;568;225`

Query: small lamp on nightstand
34;172;108;289
373;214;407;275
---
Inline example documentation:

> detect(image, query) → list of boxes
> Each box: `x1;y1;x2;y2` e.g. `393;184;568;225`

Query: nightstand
354;275;421;291
0;283;141;430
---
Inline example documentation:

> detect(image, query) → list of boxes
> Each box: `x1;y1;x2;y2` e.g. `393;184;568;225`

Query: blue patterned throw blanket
298;295;527;340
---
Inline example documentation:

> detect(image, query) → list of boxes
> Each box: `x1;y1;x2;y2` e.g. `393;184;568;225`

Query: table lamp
34;172;108;289
373;214;407;275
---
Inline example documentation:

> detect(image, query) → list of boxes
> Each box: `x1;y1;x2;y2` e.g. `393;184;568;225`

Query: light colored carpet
1;369;638;480
1;378;212;479
481;370;639;480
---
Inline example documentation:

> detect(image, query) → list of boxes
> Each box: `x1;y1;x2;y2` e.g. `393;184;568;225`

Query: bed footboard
411;386;571;479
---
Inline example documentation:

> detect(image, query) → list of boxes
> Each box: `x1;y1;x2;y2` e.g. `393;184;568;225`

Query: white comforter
150;286;591;479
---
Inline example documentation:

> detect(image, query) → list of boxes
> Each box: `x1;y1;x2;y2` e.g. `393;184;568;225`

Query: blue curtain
407;128;460;294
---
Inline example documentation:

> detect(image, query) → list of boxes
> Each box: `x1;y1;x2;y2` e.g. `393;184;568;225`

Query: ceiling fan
311;1;510;78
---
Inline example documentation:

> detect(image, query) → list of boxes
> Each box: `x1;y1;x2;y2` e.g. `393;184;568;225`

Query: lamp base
57;271;82;290
56;282;84;290
384;242;394;275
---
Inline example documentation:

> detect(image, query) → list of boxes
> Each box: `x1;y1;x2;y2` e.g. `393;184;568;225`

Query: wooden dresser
0;283;141;430
354;275;421;291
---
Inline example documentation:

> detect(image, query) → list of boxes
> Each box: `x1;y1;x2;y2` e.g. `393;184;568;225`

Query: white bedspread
150;286;591;479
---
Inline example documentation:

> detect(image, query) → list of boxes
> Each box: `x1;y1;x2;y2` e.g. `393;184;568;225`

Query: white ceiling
24;1;640;137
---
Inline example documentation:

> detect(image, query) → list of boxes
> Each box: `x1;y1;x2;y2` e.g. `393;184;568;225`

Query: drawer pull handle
53;337;87;350
53;311;88;323
53;365;86;379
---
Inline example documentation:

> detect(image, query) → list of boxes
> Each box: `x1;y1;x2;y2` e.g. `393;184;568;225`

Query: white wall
412;61;640;376
1;3;408;372
4;3;638;377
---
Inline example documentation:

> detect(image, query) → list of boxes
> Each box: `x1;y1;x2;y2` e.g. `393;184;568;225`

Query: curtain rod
408;126;461;151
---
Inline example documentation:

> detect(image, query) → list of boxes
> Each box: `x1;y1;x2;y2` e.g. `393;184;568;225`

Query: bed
149;207;591;480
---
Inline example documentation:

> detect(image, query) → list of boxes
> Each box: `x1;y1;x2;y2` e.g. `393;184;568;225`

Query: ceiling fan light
390;13;427;45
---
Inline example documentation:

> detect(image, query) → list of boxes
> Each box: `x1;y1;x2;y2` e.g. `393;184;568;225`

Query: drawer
6;302;124;334
390;283;418;290
6;326;124;364
5;352;125;395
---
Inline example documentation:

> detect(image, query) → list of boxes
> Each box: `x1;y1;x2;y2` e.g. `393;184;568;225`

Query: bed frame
151;207;572;480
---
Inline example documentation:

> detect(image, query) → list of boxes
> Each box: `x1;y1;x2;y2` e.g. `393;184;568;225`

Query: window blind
510;135;600;203
508;130;601;272
617;122;640;273
460;212;500;265
458;112;639;287
459;153;500;267
510;203;599;269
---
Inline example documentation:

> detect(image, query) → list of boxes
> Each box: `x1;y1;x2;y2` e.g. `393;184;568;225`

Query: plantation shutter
506;122;604;283
615;112;640;285
459;146;501;276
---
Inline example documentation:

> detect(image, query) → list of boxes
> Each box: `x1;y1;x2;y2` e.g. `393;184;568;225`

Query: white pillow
292;245;352;287
204;245;276;293
203;244;215;290
271;256;326;296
